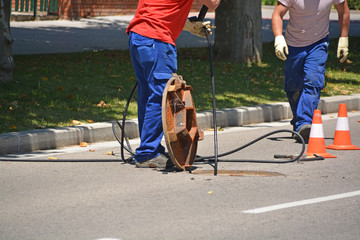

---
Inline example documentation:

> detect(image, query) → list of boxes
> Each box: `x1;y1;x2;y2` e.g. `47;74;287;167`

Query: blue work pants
128;32;177;162
284;36;329;131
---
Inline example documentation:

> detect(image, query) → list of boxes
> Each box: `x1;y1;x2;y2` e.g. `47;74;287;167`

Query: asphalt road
1;113;360;240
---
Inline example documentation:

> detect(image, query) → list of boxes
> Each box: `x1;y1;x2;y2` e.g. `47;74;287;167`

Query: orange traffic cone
305;109;337;158
327;103;360;150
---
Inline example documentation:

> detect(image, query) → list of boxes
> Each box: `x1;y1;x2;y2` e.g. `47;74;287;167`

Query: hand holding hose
184;19;215;38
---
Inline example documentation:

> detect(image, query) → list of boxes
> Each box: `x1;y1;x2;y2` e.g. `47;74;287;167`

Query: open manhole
191;170;285;177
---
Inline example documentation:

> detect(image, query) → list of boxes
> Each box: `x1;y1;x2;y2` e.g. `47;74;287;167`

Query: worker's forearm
272;15;284;37
339;10;350;37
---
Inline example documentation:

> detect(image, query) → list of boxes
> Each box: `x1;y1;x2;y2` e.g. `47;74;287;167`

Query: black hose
111;81;138;163
111;89;319;164
194;129;307;164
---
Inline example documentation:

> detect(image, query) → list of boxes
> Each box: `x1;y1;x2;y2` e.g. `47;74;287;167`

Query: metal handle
189;5;208;22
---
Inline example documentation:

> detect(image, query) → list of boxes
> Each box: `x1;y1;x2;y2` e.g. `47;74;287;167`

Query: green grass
1;37;359;133
261;0;277;6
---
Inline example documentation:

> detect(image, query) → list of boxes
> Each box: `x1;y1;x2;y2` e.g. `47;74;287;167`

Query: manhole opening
191;170;285;177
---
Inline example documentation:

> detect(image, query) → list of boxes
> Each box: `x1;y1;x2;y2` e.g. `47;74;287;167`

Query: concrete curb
1;94;359;155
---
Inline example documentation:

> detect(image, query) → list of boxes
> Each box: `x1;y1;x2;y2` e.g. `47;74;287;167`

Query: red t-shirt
126;0;194;46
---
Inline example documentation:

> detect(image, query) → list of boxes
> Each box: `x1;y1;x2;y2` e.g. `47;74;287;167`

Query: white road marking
243;190;360;214
94;238;122;240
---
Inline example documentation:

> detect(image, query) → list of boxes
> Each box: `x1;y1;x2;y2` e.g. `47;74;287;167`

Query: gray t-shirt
279;0;344;47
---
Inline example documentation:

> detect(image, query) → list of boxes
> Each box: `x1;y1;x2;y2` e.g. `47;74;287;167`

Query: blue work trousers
284;36;329;131
128;32;177;162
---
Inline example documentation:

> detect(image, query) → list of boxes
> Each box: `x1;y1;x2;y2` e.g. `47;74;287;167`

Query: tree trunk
0;0;14;83
214;0;262;63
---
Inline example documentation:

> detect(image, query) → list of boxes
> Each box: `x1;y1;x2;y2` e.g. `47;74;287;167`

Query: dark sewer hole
191;170;286;177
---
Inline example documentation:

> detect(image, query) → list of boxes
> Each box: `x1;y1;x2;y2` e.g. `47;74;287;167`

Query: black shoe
293;124;311;143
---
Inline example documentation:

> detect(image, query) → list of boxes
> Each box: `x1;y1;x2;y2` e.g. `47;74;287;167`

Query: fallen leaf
204;127;224;131
79;142;89;147
41;76;48;81
67;94;74;100
72;120;82;125
9;125;17;129
86;119;94;123
56;86;64;92
326;73;334;78
250;78;260;85
207;191;213;194
89;149;95;152
97;100;104;106
48;157;59;160
96;100;109;108
105;151;114;155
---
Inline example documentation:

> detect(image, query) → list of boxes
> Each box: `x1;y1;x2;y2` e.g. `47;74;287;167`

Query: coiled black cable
194;129;306;164
112;81;137;163
112;83;323;167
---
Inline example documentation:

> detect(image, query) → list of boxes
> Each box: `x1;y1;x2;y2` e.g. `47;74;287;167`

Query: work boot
135;154;174;169
293;124;311;143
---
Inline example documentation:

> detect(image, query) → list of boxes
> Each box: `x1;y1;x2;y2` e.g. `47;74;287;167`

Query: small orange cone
327;103;360;150
305;109;337;158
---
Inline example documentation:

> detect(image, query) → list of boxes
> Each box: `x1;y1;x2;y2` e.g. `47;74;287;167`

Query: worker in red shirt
126;0;220;169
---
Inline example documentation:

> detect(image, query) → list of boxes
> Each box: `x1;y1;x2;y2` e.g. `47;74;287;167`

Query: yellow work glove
183;19;215;38
274;35;288;61
337;37;348;63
